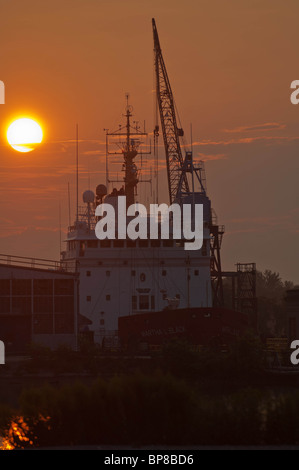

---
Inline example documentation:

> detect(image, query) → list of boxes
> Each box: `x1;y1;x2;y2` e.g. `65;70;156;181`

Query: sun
7;118;43;153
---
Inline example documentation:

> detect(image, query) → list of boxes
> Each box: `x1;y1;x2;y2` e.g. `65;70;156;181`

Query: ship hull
118;307;249;352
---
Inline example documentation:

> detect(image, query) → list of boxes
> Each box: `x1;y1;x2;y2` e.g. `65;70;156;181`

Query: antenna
104;128;109;192
76;124;79;224
68;182;71;227
59;201;62;255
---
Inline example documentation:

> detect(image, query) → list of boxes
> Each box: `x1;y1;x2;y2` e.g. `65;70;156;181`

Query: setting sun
7;118;43;153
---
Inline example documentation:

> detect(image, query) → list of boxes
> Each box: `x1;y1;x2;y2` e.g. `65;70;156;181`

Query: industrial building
0;255;79;353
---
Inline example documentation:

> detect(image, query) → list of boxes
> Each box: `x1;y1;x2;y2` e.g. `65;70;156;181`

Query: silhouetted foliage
2;375;299;448
223;269;297;338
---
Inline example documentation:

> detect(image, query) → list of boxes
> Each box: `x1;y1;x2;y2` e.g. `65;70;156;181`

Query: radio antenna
76;124;79;224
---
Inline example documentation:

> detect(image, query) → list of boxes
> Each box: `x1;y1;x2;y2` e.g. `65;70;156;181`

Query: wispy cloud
223;122;286;133
227;212;299;234
197;152;228;161
193;135;299;147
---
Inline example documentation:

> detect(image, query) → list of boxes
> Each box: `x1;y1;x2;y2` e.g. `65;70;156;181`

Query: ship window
86;296;91;302
100;240;111;248
139;240;148;248
131;270;136;277
194;270;199;276
86;271;91;277
106;294;111;301
106;270;110;277
163;240;173;247
69;240;76;250
151;295;155;310
132;295;137;310
87;240;98;248
79;241;85;256
139;295;149;310
150;240;160;247
175;240;184;247
114;240;124;248
127;240;136;248
162;270;167;276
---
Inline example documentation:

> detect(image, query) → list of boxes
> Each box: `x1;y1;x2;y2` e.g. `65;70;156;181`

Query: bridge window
139;295;149;310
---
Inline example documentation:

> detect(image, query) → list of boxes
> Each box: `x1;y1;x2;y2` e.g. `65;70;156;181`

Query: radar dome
83;190;95;204
96;184;107;198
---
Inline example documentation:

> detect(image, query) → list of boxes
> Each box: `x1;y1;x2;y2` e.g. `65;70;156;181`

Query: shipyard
0;20;257;354
0;2;299;451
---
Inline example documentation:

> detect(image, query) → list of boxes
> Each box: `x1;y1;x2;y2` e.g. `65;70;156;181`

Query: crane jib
152;18;190;204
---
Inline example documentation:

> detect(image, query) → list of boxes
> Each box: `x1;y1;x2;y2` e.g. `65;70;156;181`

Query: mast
124;95;138;208
105;95;151;209
76;124;79;224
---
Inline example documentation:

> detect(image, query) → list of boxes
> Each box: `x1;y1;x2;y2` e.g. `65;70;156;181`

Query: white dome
83;190;95;203
96;184;107;198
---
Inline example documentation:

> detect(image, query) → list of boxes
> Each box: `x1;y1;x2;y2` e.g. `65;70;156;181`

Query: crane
152;18;190;204
152;18;225;307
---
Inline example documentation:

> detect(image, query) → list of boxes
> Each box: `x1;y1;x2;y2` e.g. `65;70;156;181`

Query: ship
60;19;252;351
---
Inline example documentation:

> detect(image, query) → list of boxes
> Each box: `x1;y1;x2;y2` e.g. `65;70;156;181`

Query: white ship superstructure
61;106;213;345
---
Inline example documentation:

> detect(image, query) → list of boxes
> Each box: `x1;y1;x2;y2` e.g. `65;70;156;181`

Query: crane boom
152;18;189;204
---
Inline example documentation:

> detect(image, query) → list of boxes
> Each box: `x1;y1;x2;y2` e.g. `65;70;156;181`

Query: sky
0;0;298;283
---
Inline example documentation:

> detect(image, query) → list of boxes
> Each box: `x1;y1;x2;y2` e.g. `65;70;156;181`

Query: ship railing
0;253;76;273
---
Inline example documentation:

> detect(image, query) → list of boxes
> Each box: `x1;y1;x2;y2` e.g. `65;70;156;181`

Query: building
0;255;79;353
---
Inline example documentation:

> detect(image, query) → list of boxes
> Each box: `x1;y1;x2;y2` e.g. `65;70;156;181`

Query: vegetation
0;269;298;448
2;373;299;448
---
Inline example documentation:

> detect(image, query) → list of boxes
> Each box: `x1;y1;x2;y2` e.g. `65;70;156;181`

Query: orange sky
0;0;298;283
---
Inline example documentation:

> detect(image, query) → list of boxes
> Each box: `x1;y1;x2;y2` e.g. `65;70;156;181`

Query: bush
264;392;299;445
12;373;198;447
0;374;276;448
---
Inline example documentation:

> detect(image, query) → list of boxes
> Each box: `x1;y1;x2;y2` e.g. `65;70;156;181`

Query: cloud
193;135;299;147
196;153;228;161
83;150;105;156
223;122;286;133
227;213;299;234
